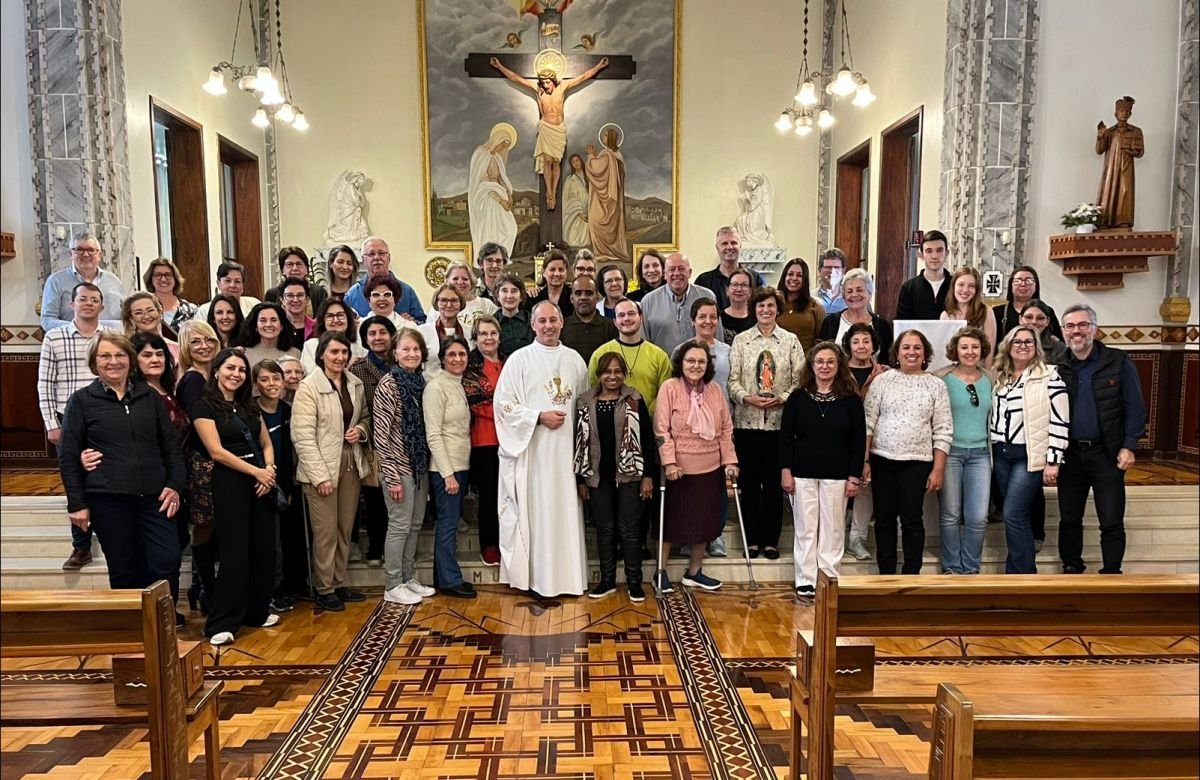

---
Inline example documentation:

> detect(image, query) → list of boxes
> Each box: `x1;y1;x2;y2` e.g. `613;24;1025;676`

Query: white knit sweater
864;370;953;461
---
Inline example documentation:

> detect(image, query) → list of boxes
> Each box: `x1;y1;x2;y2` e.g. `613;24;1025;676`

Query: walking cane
294;489;320;606
654;466;668;599
730;476;759;591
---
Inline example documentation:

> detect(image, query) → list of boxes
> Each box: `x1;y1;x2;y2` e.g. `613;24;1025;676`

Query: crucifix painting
418;0;678;280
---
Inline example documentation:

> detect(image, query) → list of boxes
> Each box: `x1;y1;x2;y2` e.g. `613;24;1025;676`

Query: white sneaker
845;537;872;561
384;584;422;605
209;631;235;647
348;545;364;563
405;579;436;598
259;613;281;628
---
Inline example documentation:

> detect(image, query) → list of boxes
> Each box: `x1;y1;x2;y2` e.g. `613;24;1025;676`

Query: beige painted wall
826;0;947;277
0;0;40;320
122;0;269;303
1027;0;1183;325
0;0;270;322
272;0;821;301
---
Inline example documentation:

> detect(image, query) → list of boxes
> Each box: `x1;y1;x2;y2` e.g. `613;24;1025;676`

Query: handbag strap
231;410;267;469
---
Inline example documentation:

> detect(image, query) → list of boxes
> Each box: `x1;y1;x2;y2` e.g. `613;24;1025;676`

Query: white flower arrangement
1060;202;1102;228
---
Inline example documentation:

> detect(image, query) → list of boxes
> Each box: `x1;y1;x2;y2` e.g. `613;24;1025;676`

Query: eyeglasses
682;358;707;366
436;298;461;306
369;291;394;299
131;308;158;319
189;337;218;346
729;282;751;290
1012;278;1036;286
363;251;390;259
282;293;307;301
1062;322;1094;331
966;383;979;407
812;359;838;367
96;353;128;362
72;248;99;256
1010;339;1036;348
325;312;348;321
151;271;175;280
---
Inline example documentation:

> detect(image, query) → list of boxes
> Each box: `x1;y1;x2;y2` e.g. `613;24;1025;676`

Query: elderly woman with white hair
817;267;894;360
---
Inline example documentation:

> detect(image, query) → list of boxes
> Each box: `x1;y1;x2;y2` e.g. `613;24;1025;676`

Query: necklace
808;388;838;418
618;340;645;374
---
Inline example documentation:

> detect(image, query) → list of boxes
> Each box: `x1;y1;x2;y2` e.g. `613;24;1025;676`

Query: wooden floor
1;585;1196;779
3;457;1196;497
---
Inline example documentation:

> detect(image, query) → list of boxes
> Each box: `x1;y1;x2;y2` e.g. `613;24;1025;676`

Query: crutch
730;475;759;591
653;466;668;599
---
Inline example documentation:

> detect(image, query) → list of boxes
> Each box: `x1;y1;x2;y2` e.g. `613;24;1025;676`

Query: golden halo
424;256;451;288
598;122;624;148
533;49;566;81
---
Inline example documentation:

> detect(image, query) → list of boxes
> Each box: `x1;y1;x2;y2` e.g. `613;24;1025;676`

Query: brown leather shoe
62;548;93;570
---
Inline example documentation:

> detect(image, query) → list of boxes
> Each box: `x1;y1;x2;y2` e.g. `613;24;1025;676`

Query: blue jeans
430;470;469;589
939;446;991;574
991;443;1041;574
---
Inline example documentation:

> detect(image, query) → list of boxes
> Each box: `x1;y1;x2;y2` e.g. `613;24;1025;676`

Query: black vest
1060;340;1132;459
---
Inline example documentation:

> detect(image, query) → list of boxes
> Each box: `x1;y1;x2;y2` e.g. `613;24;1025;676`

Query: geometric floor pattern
1;585;1197;779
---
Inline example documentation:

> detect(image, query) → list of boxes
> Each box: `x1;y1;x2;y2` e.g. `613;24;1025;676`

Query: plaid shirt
37;323;106;431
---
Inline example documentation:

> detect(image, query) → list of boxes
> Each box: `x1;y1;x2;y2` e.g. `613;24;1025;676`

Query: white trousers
848;482;872;541
792;478;848;587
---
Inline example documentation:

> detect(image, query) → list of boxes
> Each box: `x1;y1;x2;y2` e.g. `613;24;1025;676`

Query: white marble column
815;0;837;255
24;0;135;292
939;0;1039;270
1163;0;1197;323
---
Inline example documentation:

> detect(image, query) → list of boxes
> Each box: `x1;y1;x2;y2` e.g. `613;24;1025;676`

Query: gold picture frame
415;0;681;273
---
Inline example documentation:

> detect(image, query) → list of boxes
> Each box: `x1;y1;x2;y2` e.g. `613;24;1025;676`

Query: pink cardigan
654;378;737;475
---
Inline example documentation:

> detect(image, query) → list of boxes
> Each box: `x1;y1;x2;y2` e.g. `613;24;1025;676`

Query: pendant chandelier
775;0;874;137
201;0;309;132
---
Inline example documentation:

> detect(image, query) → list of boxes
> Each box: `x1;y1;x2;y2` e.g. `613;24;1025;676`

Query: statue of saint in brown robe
1095;96;1144;229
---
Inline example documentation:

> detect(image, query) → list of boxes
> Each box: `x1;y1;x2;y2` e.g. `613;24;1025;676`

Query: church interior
1;0;1198;777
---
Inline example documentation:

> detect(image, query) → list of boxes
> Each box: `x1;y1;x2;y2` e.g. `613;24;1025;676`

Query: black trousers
590;481;644;585
205;465;275;637
278;488;311;595
734;429;783;548
870;455;932;574
360;485;388;560
58;412;93;551
1057;443;1127;573
88;493;182;603
1030;484;1046;542
471;445;500;549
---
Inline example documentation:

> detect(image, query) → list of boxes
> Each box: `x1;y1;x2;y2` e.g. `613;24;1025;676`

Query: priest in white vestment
495;301;590;596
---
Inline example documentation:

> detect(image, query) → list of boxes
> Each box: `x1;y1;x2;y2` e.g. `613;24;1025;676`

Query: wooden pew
792;571;1200;779
0;581;223;779
929;682;1200;779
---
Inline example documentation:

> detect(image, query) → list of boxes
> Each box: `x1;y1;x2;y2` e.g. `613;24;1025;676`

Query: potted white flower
1061;202;1102;234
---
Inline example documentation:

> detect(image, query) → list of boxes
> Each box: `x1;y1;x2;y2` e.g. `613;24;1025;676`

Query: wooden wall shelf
1048;230;1176;291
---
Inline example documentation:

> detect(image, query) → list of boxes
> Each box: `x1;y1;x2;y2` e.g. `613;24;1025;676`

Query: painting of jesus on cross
418;0;679;280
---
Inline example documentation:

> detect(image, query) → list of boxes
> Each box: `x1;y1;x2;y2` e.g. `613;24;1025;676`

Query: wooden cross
465;6;636;251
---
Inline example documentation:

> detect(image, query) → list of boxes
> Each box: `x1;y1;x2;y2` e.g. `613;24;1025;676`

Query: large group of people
40;227;1148;636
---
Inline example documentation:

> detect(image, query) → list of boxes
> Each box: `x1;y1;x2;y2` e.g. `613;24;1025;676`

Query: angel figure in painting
1095;95;1144;229
489;55;609;210
468;123;519;256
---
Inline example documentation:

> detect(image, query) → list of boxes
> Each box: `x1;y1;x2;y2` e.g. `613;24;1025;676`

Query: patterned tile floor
1;586;1196;779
